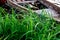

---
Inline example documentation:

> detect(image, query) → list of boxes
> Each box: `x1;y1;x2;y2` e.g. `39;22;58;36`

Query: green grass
0;7;60;40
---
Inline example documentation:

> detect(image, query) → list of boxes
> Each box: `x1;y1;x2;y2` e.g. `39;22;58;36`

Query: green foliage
0;7;60;40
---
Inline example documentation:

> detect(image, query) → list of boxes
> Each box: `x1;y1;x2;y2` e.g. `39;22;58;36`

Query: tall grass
0;7;60;40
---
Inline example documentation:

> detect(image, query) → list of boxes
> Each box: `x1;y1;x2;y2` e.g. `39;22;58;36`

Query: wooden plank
39;0;60;14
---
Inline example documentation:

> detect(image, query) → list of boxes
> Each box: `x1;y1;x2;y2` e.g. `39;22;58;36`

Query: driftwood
39;0;60;14
7;0;29;11
7;0;60;22
7;0;37;11
7;0;60;13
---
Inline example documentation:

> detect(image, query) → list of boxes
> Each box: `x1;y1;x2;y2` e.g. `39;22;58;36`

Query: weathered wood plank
39;0;60;14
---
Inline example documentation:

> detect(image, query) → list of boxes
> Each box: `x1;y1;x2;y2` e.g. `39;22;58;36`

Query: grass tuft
0;7;60;40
